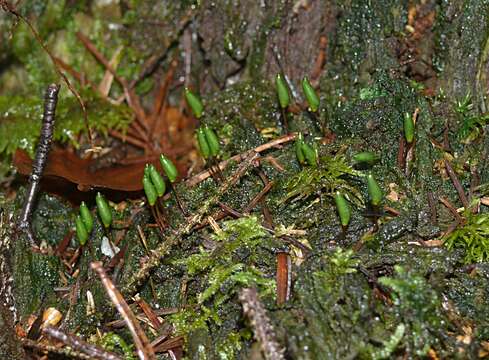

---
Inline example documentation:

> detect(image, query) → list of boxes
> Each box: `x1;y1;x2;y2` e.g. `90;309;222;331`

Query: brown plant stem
186;134;296;187
90;261;157;360
41;326;124;360
239;287;285;360
444;159;469;209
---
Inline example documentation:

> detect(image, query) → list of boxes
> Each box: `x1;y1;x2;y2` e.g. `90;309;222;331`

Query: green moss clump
99;332;136;360
283;153;363;206
0;89;131;157
172;216;277;359
379;265;451;357
443;209;489;263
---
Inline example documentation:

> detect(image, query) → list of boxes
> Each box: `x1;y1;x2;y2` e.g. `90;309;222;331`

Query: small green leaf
302;76;320;112
196;127;210;159
404;112;415;143
275;73;290;109
204;126;220;157
75;215;89;246
334;191;351;227
146;164;166;197
184;87;204;118
160;154;178;183
79;201;93;233
96;192;112;228
367;174;383;206
143;174;158;206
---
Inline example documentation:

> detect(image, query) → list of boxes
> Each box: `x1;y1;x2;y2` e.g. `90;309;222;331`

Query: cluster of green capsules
196;126;220;159
75;193;112;245
295;133;318;167
184;87;221;160
335;155;383;229
142;155;178;206
275;74;320;113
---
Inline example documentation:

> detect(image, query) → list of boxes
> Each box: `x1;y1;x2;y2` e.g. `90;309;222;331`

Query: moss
379;265;453;356
0;89;131;157
99;332;136;360
443;208;489;263
282;152;363;206
171;216;277;358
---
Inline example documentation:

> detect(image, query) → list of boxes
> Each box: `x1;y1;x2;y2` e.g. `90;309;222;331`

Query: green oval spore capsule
143;175;158;206
160;154;178;183
404;112;415;143
353;151;379;165
275;74;290;109
334;191;351;227
302;142;318;167
295;133;305;164
96;192;112;228
196;127;210;159
184;87;204;119
75;215;89;246
204;126;220;157
79;201;93;233
147;164;166;197
302;76;320;112
367;174;383;206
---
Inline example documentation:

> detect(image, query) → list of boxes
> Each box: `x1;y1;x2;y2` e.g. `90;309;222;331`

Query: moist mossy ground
3;1;489;359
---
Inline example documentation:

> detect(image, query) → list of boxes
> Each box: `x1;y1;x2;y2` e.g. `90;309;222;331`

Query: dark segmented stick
18;84;60;245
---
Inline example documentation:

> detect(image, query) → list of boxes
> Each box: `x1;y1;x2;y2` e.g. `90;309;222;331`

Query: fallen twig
41;326;123;360
91;261;156;360
444;159;469;209
239;287;285;360
186;134;296;187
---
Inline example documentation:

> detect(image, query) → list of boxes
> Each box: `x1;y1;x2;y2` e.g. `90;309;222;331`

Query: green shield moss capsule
367;174;383;206
204;126;220;157
301;142;318;167
79;201;93;233
275;73;290;109
196;127;210;159
96;192;112;228
143;175;158;206
160;154;178;183
353;151;379;166
334;191;351;227
75;215;89;246
147;164;166;197
295;133;306;164
404;112;415;143
302;76;320;112
184;87;204;119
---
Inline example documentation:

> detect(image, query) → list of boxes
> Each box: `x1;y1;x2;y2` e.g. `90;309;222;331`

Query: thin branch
439;196;463;223
41;326;123;360
90;261;157;360
239;287;285;360
444;159;469;209
186;134;296;187
243;181;274;214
